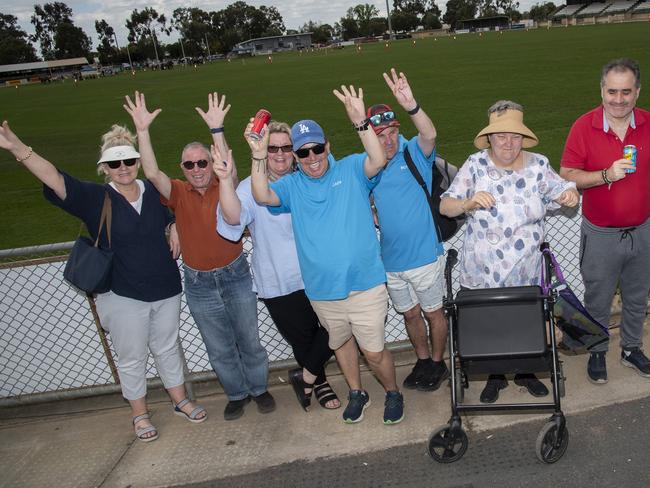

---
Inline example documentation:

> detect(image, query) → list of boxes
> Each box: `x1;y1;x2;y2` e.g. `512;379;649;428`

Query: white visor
97;145;141;165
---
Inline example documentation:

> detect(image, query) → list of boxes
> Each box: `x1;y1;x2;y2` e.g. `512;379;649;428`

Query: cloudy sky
5;0;539;51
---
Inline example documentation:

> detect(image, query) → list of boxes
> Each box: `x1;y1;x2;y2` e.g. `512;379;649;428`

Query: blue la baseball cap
291;120;326;151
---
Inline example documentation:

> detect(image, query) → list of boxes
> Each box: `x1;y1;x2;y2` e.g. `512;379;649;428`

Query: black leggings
263;289;334;384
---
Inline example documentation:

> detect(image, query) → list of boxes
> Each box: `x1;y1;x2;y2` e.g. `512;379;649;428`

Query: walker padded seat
455;286;549;375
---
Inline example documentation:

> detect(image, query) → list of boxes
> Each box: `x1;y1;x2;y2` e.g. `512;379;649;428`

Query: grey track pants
580;217;650;352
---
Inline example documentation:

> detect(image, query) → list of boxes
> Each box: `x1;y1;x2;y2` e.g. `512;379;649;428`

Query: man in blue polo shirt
369;69;449;392
249;85;405;425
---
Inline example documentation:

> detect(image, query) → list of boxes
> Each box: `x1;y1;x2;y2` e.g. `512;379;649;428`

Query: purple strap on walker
540;248;565;295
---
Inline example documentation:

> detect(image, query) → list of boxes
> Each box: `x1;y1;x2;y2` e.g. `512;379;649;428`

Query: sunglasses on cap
105;158;137;169
268;144;293;154
368;111;396;127
295;143;326;159
182;159;209;170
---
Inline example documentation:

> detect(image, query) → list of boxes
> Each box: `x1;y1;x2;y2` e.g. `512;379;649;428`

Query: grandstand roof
0;58;89;74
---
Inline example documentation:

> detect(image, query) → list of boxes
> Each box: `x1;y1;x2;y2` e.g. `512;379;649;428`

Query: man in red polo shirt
125;91;274;420
560;58;650;384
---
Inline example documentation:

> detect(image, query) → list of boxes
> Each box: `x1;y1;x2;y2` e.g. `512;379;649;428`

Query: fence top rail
0;241;75;259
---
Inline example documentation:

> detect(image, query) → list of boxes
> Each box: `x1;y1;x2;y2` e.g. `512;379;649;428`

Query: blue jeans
184;253;269;400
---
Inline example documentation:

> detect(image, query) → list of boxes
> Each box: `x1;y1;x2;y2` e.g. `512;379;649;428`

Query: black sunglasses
368;111;396;127
295;143;326;159
182;159;209;170
106;158;137;169
268;144;293;154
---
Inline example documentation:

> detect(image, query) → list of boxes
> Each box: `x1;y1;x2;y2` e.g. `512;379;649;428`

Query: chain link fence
0;207;584;402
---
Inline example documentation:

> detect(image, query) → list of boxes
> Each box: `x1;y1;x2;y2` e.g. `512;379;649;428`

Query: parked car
80;65;100;79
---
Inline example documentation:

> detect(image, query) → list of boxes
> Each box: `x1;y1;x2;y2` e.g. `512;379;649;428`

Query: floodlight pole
386;0;394;40
112;32;121;65
180;38;187;64
204;34;211;57
126;44;133;71
150;29;160;65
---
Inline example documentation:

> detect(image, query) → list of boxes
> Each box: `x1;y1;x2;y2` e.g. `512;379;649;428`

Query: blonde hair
268;121;291;138
97;125;138;177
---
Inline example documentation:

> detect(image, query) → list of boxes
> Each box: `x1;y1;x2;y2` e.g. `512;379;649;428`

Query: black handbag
63;191;113;294
403;147;465;242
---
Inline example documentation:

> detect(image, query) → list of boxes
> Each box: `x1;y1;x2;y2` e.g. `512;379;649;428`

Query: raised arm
383;68;436;156
212;143;241;225
245;120;280;206
123;91;172;199
0;121;66;199
332;85;386;178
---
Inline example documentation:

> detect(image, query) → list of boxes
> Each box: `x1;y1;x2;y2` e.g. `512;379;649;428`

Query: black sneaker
223;396;251;421
253;391;276;414
588;351;608;384
383;390;404;425
342;389;370;424
417;361;450;392
402;359;428;390
621;348;650;377
479;375;508;403
514;373;549;397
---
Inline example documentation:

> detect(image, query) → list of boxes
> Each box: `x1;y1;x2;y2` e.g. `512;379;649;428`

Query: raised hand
196;92;231;129
243;118;270;159
0;120;22;153
123;91;161;132
333;85;366;125
211;144;235;182
383;68;417;112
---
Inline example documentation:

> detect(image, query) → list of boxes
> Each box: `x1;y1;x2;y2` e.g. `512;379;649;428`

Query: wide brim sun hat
473;108;539;149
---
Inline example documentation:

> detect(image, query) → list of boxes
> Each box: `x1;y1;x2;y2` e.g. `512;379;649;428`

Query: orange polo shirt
162;178;242;271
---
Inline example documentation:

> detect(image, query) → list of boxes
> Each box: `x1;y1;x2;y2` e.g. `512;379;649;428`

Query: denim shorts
386;258;444;313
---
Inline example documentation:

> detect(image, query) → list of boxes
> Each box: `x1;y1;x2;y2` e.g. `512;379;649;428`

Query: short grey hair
181;142;211;162
487;100;524;117
601;58;640;88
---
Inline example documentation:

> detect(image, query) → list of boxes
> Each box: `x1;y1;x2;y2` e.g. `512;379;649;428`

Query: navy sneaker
621;348;650;377
588;351;608;384
342;390;370;424
383;390;404;425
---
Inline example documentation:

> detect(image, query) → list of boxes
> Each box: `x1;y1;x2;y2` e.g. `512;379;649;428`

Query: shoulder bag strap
403;147;443;243
93;191;112;249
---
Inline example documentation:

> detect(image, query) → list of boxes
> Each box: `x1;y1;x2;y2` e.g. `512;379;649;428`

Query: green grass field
1;22;649;249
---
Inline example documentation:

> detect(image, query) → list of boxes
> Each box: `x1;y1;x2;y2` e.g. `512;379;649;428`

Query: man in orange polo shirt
125;91;274;421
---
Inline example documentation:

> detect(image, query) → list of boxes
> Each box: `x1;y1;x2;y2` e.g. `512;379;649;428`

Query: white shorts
386;258;444;314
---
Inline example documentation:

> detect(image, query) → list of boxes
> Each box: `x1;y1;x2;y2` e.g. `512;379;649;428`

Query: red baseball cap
367;104;400;134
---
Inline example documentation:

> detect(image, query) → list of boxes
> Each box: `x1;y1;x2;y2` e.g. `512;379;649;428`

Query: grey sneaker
587;351;608;384
621;348;650;377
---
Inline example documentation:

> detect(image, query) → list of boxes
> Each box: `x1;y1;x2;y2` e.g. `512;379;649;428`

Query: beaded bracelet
16;146;33;162
601;168;612;185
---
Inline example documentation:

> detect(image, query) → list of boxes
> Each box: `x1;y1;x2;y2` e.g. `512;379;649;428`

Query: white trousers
95;291;184;400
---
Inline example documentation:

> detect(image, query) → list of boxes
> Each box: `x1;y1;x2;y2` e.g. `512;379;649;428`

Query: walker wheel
428;425;468;463
535;421;569;463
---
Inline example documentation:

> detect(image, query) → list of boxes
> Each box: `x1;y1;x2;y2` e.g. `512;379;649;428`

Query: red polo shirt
161;178;243;270
561;106;649;227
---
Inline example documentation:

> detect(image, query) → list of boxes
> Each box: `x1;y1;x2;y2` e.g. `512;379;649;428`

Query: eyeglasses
105;158;137;169
368;111;396;127
268;144;293;154
295;143;326;159
182;159;209;170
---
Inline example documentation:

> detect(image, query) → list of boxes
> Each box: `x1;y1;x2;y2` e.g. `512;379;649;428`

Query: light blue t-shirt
217;176;304;299
371;135;444;272
269;153;386;301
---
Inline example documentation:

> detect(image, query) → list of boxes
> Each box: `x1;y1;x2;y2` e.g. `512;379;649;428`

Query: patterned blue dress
442;150;576;289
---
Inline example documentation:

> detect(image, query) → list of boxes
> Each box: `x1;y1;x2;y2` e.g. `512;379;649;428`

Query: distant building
0;58;89;86
230;33;312;56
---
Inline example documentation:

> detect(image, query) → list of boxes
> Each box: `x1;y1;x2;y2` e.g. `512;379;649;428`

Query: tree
95;19;117;64
529;2;557;22
368;17;388;37
126;8;171;62
350;4;380;37
300;21;334;44
443;0;478;29
171;7;210;57
0;14;38;64
30;2;73;59
496;0;521;19
477;0;499;17
338;16;360;40
421;11;443;29
391;10;419;32
54;21;90;58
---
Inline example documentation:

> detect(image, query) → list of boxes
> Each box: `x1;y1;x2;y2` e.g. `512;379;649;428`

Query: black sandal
314;381;340;410
288;368;313;411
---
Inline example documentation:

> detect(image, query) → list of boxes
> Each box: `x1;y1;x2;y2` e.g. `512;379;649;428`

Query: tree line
0;1;560;66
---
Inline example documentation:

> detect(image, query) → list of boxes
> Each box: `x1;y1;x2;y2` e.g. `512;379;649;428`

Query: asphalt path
182;395;650;488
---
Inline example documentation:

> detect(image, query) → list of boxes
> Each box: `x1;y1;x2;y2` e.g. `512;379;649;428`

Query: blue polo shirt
269;153;386;301
371;135;444;272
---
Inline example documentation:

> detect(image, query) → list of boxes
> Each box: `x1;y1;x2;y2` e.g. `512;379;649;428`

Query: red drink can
250;109;271;140
623;145;637;173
